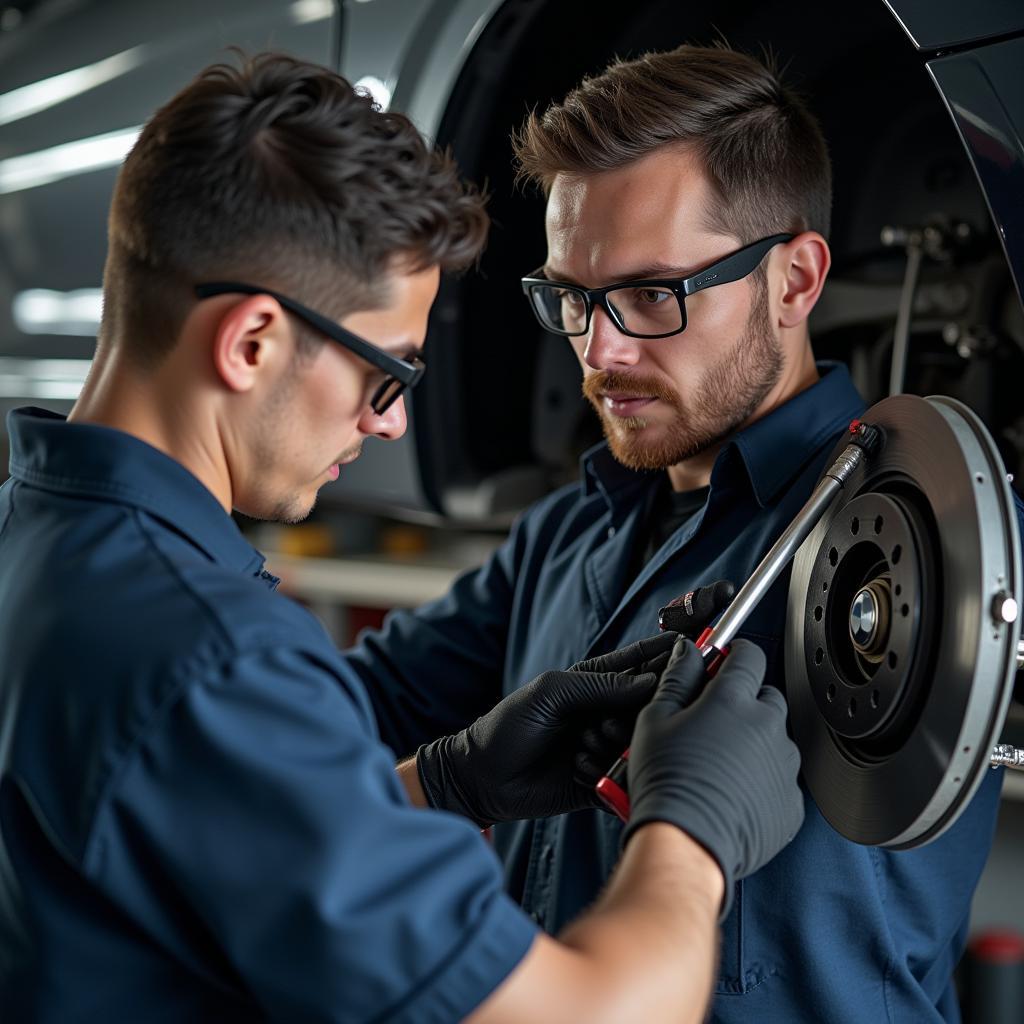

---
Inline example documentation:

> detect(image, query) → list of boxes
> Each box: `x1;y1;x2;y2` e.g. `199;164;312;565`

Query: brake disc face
786;394;1021;848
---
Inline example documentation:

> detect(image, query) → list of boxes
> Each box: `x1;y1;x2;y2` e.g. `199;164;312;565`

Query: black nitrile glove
569;632;679;782
577;581;735;788
623;638;804;919
567;631;679;676
417;631;678;829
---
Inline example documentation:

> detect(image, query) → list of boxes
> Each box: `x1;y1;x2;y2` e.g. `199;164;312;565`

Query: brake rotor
786;394;1021;848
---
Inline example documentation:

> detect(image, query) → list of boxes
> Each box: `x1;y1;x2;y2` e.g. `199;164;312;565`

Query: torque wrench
596;419;884;821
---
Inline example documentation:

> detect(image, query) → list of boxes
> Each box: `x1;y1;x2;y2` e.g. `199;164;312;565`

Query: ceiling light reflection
0;46;147;128
0;126;141;195
354;75;392;111
0;357;91;400
13;288;103;335
290;0;334;24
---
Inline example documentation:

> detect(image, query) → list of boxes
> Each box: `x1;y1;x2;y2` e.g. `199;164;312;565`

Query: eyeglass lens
529;283;683;337
371;376;405;414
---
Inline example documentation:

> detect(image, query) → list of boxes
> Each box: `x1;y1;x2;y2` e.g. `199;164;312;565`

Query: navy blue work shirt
348;363;1016;1024
0;408;536;1023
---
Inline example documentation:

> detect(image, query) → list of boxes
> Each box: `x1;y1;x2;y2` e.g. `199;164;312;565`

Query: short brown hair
513;44;831;247
103;52;489;365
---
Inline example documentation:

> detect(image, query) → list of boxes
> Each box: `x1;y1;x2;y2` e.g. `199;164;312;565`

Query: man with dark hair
0;52;805;1022
348;44;1007;1023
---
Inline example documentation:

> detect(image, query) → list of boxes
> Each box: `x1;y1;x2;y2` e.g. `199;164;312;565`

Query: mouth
601;393;657;418
326;445;363;481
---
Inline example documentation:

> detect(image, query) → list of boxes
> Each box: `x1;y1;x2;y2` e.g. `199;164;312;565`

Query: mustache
582;370;682;410
334;442;363;464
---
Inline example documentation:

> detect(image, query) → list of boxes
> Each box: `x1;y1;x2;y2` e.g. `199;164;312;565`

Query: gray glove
623;638;804;919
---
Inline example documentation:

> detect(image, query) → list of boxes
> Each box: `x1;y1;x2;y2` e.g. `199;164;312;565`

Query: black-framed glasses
521;233;794;340
194;282;425;415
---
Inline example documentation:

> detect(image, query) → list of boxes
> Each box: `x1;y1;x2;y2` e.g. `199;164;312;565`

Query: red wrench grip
595;631;728;822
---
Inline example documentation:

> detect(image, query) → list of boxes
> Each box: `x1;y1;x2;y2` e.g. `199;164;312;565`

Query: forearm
470;822;723;1024
395;755;428;808
345;551;518;753
557;823;723;1023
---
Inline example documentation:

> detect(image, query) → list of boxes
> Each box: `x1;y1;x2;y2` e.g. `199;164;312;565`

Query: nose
580;305;642;372
358;394;407;441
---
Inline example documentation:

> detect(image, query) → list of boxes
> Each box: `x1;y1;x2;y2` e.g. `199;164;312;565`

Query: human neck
665;344;820;493
665;447;720;493
70;345;233;513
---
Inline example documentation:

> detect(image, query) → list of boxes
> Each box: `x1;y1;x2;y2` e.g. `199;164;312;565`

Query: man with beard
346;44;1006;1023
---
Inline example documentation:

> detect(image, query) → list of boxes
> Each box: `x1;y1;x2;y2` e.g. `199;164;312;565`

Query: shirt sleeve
86;644;538;1023
344;518;529;756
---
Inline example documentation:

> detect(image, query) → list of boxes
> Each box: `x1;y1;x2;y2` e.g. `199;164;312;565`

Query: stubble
582;282;783;471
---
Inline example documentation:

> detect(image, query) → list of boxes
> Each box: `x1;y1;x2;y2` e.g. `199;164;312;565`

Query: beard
582;283;783;472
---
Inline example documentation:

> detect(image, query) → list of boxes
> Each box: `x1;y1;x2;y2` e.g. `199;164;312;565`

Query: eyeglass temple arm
683;233;795;297
196;281;419;383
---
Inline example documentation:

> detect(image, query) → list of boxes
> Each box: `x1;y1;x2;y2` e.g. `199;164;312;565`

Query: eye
557;289;585;308
636;288;671;305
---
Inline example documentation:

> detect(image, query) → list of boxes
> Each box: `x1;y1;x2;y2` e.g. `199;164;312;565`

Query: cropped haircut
102;52;489;366
513;44;831;257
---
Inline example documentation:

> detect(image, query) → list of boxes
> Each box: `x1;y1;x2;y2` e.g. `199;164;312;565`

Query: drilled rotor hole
963;746;971;754
975;473;985;484
848;698;858;717
891;544;901;565
850;517;860;535
894;583;902;596
815;648;824;665
814;606;823;622
870;690;880;709
827;683;836;702
901;603;910;618
822;581;829;592
874;516;884;534
829;547;839;567
888;650;898;670
954;776;962;784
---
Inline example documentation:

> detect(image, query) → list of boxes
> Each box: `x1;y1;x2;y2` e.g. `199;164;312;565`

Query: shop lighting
0;46;146;128
0;357;91;400
0;126;141;195
13;288;103;336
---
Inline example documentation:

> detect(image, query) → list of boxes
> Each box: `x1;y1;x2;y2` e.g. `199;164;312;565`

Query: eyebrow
541;262;695;285
387;342;422;363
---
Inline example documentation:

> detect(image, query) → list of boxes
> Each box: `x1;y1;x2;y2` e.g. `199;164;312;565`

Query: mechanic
346;44;1024;1023
0;53;806;1023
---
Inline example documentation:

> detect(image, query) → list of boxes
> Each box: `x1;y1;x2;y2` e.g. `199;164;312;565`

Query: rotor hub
850;580;890;659
803;489;932;743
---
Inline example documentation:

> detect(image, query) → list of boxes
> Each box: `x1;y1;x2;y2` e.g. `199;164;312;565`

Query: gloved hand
576;580;736;786
416;630;678;828
623;638;804;919
568;632;679;784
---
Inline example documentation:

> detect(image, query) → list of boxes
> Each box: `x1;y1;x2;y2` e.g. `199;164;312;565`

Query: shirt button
607;526;616;539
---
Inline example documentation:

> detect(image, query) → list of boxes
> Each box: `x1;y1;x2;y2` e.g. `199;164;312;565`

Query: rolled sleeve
86;645;538;1022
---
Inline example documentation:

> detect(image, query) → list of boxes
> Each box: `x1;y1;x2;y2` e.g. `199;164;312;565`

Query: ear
772;232;831;330
209;294;292;393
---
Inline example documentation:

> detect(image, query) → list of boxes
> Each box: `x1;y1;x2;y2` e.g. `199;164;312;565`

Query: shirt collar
581;362;865;511
6;407;268;577
724;361;865;506
580;443;658;507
